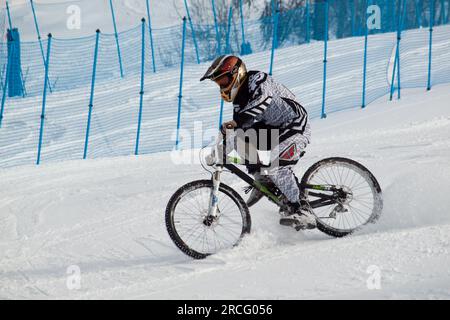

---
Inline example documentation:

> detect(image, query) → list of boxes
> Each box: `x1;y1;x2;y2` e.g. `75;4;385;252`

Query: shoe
245;173;275;207
279;202;317;230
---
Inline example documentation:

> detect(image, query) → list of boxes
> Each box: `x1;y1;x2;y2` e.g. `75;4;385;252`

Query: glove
221;120;237;134
205;149;217;166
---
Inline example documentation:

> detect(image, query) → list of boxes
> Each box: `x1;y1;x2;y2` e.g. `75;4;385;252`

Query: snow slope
5;0;181;40
5;0;267;41
0;83;449;299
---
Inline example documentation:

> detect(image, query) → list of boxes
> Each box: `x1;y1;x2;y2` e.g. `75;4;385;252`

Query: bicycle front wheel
165;180;251;259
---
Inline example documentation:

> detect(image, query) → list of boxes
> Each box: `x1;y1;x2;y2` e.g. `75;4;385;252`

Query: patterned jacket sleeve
234;72;274;129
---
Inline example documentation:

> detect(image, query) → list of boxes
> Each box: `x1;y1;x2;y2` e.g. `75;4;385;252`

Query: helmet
200;55;247;102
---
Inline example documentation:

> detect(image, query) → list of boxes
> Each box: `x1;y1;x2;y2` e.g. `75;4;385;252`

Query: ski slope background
0;83;449;299
1;25;450;168
4;0;267;41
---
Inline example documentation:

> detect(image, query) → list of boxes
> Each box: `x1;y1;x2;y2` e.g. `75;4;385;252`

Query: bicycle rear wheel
300;157;383;237
165;180;251;259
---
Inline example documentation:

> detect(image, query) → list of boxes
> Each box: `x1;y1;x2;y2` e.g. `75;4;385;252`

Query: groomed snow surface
4;0;267;41
1;83;449;299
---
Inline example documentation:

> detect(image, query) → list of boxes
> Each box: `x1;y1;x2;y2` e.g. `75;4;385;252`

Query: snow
4;0;181;40
0;83;449;299
4;0;267;41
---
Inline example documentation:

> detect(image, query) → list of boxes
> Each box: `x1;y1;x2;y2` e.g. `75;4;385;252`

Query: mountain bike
165;135;383;259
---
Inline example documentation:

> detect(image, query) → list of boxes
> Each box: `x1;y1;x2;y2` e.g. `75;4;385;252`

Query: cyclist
200;55;316;230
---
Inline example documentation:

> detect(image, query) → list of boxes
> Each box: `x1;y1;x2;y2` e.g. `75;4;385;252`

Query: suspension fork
208;167;223;217
206;133;228;217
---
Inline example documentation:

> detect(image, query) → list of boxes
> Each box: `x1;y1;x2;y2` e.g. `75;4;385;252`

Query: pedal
279;218;294;227
280;217;316;231
280;219;306;231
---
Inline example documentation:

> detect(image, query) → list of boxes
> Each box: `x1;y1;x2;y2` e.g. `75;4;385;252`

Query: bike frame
207;136;346;216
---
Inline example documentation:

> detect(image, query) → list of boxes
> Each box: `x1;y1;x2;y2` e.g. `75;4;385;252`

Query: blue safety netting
0;0;449;168
0;0;448;96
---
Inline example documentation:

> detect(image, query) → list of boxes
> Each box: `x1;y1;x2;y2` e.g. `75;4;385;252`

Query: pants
234;123;311;203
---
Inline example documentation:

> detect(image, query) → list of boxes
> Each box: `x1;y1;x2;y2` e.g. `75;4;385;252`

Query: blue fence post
225;6;233;53
109;0;124;78
6;29;25;98
306;0;310;43
176;17;187;150
145;0;157;73
218;99;224;129
36;34;52;165
83;30;100;160
396;0;407;100
321;0;329;119
351;0;355;36
239;0;247;55
427;0;435;91
414;0;422;27
183;0;200;64
389;50;398;101
0;46;13;128
5;1;26;98
390;0;404;101
271;0;277;21
30;0;52;93
362;0;370;109
211;0;221;55
6;1;13;31
390;0;396;31
269;7;279;76
135;19;146;156
445;0;448;23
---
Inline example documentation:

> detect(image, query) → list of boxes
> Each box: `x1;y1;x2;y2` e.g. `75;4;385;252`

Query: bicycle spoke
330;166;340;186
326;166;337;186
219;215;243;226
182;225;204;244
184;191;206;215
350;176;368;190
177;203;204;219
348;203;371;222
343;166;352;186
352;199;373;211
216;223;241;240
316;170;330;184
